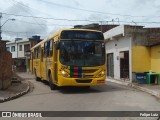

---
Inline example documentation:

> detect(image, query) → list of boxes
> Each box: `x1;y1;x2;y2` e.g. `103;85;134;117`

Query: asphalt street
0;77;160;120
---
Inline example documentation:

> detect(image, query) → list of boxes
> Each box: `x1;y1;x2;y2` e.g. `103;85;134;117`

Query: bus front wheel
49;74;58;90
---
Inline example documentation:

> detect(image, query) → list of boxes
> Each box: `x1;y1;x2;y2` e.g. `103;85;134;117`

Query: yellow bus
30;29;106;90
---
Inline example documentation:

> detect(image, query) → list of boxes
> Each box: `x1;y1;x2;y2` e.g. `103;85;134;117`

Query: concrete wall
104;25;124;40
132;46;151;72
132;33;148;46
0;44;12;90
132;45;160;73
151;45;160;72
105;36;132;80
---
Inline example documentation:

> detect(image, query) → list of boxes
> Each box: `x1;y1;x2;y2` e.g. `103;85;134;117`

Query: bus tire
85;86;90;89
34;69;40;81
49;74;58;90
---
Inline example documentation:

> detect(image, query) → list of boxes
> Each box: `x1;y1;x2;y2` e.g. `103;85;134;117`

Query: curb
0;81;30;103
129;84;160;99
107;79;160;99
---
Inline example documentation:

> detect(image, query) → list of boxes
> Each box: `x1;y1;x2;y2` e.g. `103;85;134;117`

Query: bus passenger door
53;42;58;83
30;52;33;73
41;48;47;80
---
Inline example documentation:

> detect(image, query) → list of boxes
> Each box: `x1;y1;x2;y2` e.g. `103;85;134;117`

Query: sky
0;0;160;40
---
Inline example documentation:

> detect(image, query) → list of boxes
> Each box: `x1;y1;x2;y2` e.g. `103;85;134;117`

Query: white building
104;25;147;82
6;39;30;58
6;36;41;72
6;39;31;72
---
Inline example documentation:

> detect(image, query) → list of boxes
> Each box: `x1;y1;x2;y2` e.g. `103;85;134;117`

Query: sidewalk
0;72;32;103
16;72;35;80
107;78;160;99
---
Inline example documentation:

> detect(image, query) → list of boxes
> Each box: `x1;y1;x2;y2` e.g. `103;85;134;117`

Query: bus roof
49;28;102;38
31;28;102;50
31;37;47;50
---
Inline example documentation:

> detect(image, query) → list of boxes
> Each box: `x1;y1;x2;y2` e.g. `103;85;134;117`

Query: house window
24;44;30;52
11;46;15;52
19;45;22;51
6;47;10;52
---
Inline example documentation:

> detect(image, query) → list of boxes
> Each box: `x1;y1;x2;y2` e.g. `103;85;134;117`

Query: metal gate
107;53;114;78
120;51;129;79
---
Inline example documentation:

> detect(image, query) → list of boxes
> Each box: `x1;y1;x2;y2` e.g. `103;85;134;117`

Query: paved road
0;74;160;120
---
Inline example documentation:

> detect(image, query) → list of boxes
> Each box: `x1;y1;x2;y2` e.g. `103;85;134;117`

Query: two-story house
6;36;41;72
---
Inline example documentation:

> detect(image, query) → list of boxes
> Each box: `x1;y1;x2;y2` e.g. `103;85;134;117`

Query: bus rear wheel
85;86;90;89
34;70;41;81
49;74;58;90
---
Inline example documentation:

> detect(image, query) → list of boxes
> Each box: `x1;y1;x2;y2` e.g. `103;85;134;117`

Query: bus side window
38;47;40;59
49;39;53;57
44;42;47;58
41;49;43;62
34;48;38;59
47;41;50;57
54;42;57;61
34;50;36;59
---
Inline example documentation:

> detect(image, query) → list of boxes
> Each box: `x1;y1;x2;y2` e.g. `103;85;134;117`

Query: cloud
2;1;48;39
88;14;108;21
72;0;80;6
2;0;160;40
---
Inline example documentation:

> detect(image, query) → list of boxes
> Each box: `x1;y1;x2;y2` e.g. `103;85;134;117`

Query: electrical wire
11;0;46;30
38;0;160;18
2;12;160;25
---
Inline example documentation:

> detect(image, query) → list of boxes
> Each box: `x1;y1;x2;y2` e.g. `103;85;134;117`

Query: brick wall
0;41;6;51
146;28;160;46
0;41;12;90
74;24;118;33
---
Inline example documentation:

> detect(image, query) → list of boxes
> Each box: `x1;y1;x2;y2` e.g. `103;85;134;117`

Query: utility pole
0;12;2;40
132;21;137;32
0;13;15;41
100;21;103;32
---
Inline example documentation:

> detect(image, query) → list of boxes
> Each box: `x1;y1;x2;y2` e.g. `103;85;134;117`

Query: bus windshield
60;40;105;67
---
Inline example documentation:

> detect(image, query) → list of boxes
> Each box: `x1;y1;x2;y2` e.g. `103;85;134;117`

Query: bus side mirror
56;42;60;50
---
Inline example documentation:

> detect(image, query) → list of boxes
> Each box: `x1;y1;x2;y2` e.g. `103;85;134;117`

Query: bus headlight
61;70;69;77
97;70;105;77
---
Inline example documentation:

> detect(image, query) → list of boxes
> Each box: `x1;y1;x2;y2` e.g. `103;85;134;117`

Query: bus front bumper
58;75;106;86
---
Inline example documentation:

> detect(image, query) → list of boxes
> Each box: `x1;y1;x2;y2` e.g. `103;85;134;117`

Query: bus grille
76;79;92;83
69;67;99;78
82;69;98;78
82;69;98;73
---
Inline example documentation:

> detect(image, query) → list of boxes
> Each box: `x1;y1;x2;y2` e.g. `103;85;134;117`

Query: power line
3;0;160;27
1;15;74;27
3;30;39;34
38;0;160;18
12;0;58;20
7;0;96;27
11;0;46;30
3;12;160;25
17;19;74;26
119;20;160;24
6;0;112;23
2;12;104;22
6;0;160;20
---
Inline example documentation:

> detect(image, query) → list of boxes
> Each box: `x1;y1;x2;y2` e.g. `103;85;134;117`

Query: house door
120;51;129;79
107;53;114;78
